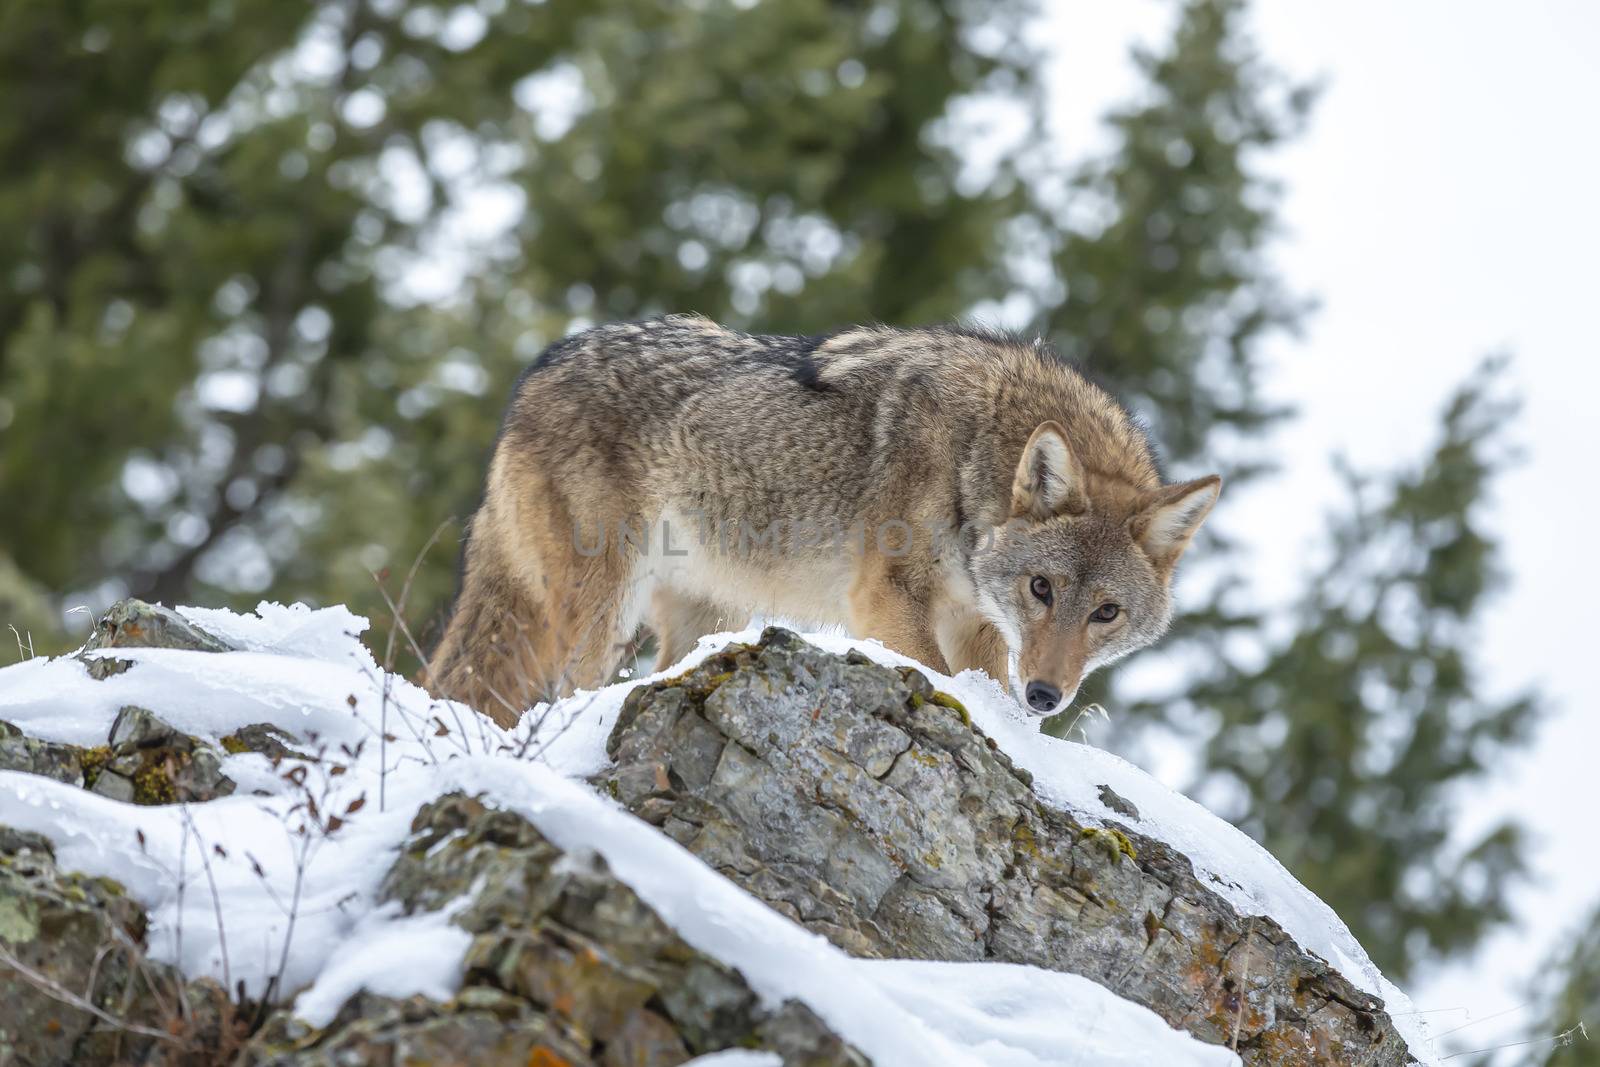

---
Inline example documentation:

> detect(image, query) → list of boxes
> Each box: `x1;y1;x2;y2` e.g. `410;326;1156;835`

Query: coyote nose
1025;681;1061;713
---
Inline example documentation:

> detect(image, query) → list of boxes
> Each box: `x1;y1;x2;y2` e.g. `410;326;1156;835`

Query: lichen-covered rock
76;598;234;680
4;620;1417;1065
600;628;1414;1067
88;706;236;805
0;708;237;805
244;791;867;1066
0;826;145;1065
0;720;84;785
245;990;595;1067
83;599;234;655
220;723;309;763
0;826;240;1067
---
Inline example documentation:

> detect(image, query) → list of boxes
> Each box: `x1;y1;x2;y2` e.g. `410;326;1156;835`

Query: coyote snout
427;318;1220;727
1015;611;1088;716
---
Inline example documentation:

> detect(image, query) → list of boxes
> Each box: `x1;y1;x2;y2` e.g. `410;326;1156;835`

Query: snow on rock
0;601;1429;1065
863;960;1241;1067
685;1052;784;1067
290;898;474;1026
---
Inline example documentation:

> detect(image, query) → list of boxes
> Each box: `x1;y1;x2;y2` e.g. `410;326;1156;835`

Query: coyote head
972;422;1220;717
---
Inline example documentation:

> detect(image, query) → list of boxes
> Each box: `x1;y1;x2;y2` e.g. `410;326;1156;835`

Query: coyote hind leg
429;543;636;728
427;473;637;728
426;561;551;728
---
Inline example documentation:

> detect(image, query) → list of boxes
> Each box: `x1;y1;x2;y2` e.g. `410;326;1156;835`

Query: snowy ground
0;602;1433;1065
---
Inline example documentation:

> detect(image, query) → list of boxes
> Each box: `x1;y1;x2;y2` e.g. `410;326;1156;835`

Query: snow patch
293;899;474;1026
861;959;1241;1067
684;1052;783;1067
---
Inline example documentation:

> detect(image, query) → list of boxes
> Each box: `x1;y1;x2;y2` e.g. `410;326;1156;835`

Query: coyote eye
1029;576;1053;605
1090;603;1120;623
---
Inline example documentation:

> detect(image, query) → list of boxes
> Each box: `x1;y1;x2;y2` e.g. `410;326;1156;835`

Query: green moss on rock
1079;825;1138;863
79;745;110;788
928;690;971;726
132;761;178;805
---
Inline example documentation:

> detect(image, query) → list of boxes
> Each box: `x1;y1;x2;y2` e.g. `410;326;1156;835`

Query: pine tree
1169;361;1538;975
1031;0;1312;725
1037;0;1311;465
1514;900;1599;1066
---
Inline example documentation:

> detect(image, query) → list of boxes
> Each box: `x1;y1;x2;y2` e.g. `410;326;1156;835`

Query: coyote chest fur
429;316;1220;728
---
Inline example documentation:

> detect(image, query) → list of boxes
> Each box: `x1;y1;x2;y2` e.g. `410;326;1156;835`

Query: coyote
428;316;1219;728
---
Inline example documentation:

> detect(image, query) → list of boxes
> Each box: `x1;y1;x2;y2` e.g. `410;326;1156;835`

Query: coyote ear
1132;475;1222;569
1010;422;1086;519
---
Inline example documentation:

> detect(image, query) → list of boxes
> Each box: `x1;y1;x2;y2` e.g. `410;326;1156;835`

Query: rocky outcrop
0;828;241;1066
0;721;84;786
0;706;237;805
76;598;233;679
600;628;1413;1067
82;600;234;657
245;792;864;1066
1;601;280;803
0;791;867;1067
0;601;1417;1065
0;599;253;1062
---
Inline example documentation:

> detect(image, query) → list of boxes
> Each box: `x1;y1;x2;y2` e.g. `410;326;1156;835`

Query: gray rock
0;824;237;1067
0;826;54;859
4;625;1419;1066
89;769;137;803
757;1002;871;1067
0;708;235;806
94;707;236;805
600;628;1416;1067
82;599;234;655
0;719;84;785
81;653;133;680
271;789;869;1067
109;703;180;749
1099;782;1142;819
220;723;308;763
76;598;234;680
245;991;594;1067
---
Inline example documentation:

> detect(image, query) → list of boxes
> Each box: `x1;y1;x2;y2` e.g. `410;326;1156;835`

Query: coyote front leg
847;568;950;674
941;615;1011;689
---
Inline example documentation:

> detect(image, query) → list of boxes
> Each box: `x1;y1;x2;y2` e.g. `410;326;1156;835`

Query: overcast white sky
1044;0;1600;1057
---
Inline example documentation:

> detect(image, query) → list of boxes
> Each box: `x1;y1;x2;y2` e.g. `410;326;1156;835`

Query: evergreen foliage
1518;899;1599;1066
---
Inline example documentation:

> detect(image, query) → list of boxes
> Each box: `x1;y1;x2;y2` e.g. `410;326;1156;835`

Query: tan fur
427;318;1220;726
